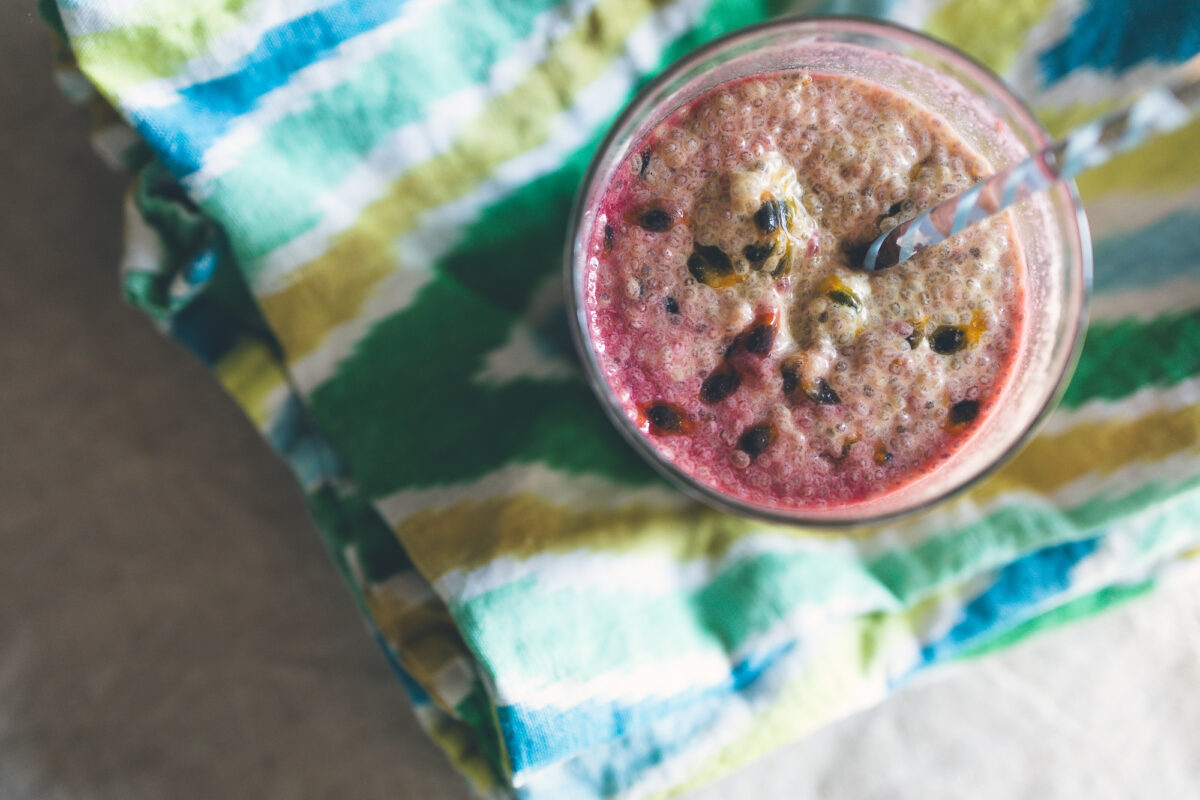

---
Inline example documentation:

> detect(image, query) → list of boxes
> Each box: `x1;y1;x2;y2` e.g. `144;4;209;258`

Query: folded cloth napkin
45;0;1200;796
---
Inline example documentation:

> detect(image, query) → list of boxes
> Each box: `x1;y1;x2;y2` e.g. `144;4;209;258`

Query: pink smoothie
583;70;1026;511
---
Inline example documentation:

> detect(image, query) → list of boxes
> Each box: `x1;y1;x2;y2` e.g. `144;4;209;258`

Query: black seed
781;366;798;394
664;296;679;314
687;243;735;287
743;241;775;263
806;379;841;405
638;150;652;177
770;245;791;277
647;403;683;432
887;202;903;216
604;224;615;250
754;200;780;234
639;209;671;232
969;247;981;258
949;399;980;426
739;423;776;458
843;239;871;267
930;325;967;354
743;324;774;355
696;244;732;271
700;364;740;404
827;289;861;310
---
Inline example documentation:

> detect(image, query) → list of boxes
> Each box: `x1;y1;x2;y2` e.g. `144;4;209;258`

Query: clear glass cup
565;16;1091;526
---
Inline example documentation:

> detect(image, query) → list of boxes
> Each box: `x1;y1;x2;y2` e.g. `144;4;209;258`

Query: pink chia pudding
583;70;1027;511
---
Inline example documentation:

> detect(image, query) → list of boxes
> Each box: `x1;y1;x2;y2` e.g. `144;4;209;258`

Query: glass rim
565;14;1093;528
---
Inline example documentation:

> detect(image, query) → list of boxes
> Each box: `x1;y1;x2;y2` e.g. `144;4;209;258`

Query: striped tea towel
44;0;1200;796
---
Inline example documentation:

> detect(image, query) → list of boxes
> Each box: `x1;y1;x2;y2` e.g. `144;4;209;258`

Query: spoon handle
861;60;1200;272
